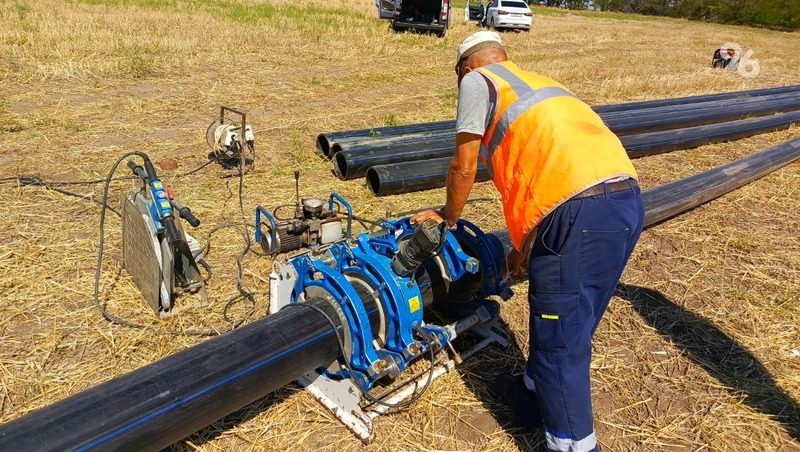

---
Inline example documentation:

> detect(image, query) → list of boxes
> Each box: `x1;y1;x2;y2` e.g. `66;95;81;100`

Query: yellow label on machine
541;314;559;320
408;296;421;313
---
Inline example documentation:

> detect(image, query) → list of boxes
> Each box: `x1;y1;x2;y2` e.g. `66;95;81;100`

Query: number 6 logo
738;49;761;78
720;42;760;78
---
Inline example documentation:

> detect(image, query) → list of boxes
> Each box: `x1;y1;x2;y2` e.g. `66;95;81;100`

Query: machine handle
171;200;201;227
163;217;182;245
328;192;352;239
143;158;158;180
255;205;279;254
179;207;201;228
127;160;147;181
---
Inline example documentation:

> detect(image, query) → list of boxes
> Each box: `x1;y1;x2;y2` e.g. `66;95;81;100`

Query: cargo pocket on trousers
529;291;580;353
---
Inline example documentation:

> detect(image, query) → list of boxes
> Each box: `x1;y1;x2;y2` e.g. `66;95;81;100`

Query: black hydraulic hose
2;137;799;450
316;85;800;158
364;111;800;196
0;297;344;452
642;136;800;226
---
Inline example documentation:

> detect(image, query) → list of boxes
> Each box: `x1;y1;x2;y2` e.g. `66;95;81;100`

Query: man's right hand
410;209;445;225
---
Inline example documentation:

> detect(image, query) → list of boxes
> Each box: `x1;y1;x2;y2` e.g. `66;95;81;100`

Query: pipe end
316;134;331;159
366;167;381;196
333;153;349;180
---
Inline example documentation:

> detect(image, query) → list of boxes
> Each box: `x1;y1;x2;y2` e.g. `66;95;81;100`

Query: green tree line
540;0;800;30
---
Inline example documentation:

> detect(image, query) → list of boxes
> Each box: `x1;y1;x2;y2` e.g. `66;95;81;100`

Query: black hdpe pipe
606;93;800;136
593;84;800;114
642;136;800;225
325;90;800;159
331;91;800;174
624;110;800;158
317;120;454;158
316;85;800;158
0;297;344;451
330;128;456;157
364;111;800;195
2;137;799;451
333;108;800;181
366;157;492;195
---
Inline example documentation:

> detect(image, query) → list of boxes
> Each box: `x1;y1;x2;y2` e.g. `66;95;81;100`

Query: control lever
171;200;201;228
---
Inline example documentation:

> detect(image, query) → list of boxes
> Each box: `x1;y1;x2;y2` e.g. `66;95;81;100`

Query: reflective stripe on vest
480;64;575;156
485;86;574;155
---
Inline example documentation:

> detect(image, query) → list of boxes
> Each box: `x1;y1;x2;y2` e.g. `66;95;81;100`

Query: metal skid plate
301;306;510;444
121;194;162;313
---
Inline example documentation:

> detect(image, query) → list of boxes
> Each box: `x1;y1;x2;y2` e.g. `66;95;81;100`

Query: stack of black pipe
317;85;800;196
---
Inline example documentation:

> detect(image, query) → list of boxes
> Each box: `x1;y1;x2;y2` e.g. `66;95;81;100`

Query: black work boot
493;374;543;429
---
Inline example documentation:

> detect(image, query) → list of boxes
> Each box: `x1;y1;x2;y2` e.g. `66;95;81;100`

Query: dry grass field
1;0;799;450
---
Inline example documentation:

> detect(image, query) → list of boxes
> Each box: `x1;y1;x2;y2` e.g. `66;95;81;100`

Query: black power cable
0;154;220;189
10;176;121;216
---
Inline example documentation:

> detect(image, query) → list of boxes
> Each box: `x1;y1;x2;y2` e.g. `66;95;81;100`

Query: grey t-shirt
456;71;494;136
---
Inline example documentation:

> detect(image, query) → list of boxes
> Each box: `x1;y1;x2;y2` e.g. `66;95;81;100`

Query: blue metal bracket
328;192;353;240
289;249;399;389
450;219;512;300
349;234;423;362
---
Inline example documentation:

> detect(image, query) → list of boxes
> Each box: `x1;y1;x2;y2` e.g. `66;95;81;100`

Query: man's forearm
444;161;476;227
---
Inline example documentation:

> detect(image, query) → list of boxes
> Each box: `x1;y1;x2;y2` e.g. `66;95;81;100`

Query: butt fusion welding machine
121;157;207;316
255;191;512;443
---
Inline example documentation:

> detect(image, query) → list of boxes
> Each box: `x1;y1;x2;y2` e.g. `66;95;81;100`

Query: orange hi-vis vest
474;61;637;250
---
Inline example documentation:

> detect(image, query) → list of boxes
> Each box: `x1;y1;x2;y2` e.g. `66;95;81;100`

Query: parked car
464;0;486;23
484;0;532;31
376;0;452;37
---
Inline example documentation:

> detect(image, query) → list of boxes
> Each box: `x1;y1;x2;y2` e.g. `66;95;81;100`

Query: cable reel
205;106;255;173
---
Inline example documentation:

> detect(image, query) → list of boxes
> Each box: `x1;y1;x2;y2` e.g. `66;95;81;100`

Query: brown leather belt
572;179;638;200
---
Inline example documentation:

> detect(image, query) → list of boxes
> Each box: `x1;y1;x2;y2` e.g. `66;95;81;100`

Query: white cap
455;31;503;74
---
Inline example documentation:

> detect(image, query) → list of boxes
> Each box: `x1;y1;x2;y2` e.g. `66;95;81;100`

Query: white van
376;0;452;37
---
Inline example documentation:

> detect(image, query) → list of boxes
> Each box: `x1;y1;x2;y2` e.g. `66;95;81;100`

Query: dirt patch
452;408;501;444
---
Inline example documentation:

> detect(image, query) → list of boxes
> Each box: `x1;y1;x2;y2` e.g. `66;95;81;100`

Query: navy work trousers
525;182;644;452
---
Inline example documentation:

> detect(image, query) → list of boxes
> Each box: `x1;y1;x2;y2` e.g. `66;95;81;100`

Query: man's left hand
410;209;445;225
